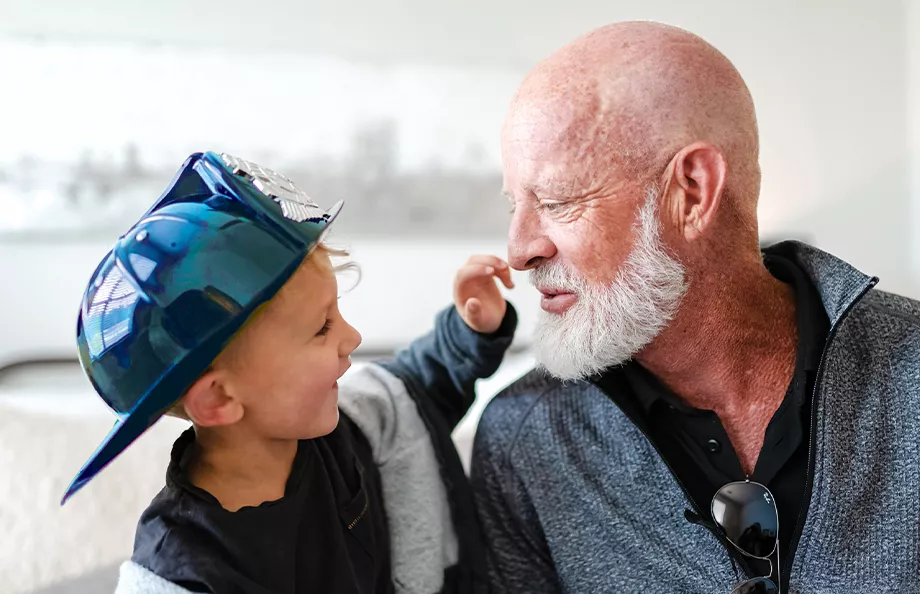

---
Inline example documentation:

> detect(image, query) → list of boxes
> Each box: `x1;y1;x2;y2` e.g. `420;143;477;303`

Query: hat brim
61;389;176;505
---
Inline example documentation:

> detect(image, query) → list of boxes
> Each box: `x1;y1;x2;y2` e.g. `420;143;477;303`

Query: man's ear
181;369;244;428
663;142;727;242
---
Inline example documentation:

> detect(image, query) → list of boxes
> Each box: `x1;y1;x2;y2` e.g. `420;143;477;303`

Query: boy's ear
181;369;244;428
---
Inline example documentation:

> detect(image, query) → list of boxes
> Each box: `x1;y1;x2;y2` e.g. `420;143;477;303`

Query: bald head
503;21;760;217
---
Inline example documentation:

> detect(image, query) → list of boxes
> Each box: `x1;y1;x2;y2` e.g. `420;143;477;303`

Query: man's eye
540;201;565;212
316;320;332;336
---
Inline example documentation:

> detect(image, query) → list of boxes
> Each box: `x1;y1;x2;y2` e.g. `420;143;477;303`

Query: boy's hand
454;255;515;334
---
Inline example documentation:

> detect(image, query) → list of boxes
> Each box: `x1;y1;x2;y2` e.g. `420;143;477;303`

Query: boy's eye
316;319;332;336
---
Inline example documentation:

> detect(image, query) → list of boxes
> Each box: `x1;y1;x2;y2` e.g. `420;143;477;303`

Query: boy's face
214;249;362;440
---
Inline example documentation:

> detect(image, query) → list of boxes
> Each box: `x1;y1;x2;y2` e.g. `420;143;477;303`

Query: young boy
62;152;517;594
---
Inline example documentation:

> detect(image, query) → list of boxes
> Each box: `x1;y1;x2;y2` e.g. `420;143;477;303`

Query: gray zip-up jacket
471;241;920;593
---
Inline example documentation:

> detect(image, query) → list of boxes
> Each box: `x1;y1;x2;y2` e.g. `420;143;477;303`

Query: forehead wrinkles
506;127;625;201
529;168;605;201
508;79;607;153
505;73;657;199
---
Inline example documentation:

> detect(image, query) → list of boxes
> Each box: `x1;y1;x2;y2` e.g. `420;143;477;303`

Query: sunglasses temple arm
775;538;782;594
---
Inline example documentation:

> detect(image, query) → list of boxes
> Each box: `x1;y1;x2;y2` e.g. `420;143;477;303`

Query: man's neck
187;425;299;512
634;261;798;473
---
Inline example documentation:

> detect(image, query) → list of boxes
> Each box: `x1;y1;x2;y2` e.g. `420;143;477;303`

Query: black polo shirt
615;252;829;578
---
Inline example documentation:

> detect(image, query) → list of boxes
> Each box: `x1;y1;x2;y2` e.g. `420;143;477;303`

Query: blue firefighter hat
61;151;343;504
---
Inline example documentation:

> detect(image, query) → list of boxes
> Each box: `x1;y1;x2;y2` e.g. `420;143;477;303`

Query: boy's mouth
340;362;352;378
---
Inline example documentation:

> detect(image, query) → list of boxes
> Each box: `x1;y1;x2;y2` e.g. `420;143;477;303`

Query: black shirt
132;417;393;594
598;253;829;581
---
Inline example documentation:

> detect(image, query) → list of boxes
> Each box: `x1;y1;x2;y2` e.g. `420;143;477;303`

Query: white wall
0;1;914;369
0;1;908;73
910;0;920;280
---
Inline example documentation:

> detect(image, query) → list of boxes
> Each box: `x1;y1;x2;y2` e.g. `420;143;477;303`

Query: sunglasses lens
712;482;778;558
732;577;778;594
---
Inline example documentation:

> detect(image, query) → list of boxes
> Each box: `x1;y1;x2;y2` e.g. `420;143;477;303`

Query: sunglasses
711;480;780;594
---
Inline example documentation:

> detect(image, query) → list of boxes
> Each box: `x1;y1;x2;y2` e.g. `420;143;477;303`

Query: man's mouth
538;288;578;314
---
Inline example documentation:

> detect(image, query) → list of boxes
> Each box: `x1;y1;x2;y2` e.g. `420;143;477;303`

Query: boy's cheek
295;389;342;439
303;401;340;439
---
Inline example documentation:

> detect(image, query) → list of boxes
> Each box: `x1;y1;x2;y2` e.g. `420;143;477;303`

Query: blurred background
0;0;918;591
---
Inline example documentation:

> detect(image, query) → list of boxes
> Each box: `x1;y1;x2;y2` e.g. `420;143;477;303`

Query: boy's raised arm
380;255;517;429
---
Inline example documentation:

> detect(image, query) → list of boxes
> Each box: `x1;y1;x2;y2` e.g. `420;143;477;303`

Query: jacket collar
762;240;878;327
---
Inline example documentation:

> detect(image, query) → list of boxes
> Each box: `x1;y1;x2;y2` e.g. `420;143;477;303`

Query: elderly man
471;21;920;594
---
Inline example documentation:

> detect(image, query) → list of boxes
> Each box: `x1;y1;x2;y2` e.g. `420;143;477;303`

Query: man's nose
507;208;556;271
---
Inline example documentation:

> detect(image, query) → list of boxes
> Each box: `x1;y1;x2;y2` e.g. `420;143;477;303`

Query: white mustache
529;261;587;295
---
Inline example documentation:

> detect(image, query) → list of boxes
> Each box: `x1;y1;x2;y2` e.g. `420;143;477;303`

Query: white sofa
0;355;534;594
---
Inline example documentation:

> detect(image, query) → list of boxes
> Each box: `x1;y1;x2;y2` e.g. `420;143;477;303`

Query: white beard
530;186;689;381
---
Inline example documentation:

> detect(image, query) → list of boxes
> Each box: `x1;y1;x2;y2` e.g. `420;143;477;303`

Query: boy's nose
343;321;362;355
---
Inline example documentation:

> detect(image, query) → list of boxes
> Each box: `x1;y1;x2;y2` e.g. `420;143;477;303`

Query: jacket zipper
781;277;877;591
609;403;757;581
348;491;370;530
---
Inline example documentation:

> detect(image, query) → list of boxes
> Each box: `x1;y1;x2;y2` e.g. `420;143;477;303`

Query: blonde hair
321;243;361;292
164;242;360;421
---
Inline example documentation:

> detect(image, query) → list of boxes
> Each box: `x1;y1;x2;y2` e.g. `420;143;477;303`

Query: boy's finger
455;263;497;285
494;263;515;289
466;254;509;270
467;255;513;288
464;298;484;327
